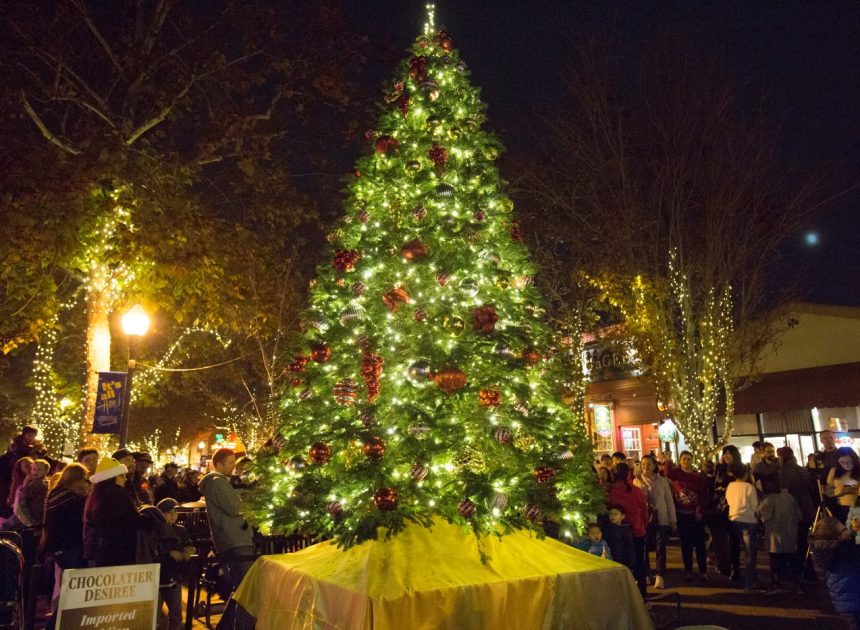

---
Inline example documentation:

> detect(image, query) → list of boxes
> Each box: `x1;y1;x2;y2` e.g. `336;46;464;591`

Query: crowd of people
579;430;860;627
0;425;255;630
2;423;859;628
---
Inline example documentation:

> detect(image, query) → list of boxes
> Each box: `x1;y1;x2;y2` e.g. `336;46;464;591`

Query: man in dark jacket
0;425;46;516
131;452;155;504
154;463;181;503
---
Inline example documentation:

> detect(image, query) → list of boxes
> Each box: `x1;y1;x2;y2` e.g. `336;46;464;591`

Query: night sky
341;1;859;306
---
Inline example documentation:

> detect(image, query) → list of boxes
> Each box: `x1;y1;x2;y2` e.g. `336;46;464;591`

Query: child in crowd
757;473;802;593
16;458;50;527
584;523;612;559
139;498;195;630
603;504;635;570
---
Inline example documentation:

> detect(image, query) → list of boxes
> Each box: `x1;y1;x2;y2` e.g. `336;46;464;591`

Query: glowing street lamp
119;304;150;448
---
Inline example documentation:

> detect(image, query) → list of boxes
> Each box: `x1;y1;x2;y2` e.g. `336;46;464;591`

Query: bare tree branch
20;92;82;155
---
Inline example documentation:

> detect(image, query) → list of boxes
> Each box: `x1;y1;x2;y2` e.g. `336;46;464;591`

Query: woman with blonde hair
43;462;89;630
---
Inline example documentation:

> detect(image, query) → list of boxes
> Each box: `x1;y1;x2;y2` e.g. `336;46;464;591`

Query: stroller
0;532;25;630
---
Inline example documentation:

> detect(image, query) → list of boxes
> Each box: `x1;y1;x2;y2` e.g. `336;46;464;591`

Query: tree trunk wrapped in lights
595;251;735;466
249;17;603;548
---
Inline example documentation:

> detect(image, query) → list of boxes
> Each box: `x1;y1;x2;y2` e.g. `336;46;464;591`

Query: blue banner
92;371;127;434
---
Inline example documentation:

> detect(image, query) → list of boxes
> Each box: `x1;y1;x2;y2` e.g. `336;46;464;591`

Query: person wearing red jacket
665;450;711;581
608;463;649;598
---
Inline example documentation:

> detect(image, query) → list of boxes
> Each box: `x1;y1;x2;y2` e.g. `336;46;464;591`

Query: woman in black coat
83;458;147;567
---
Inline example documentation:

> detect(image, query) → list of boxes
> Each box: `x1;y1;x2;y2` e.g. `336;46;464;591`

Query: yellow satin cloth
233;518;654;630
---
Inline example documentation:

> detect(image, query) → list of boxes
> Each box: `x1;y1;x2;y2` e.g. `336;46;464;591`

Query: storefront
582;303;860;463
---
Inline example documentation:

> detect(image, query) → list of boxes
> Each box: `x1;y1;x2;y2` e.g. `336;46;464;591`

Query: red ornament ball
522;347;542;365
332;249;361;272
435;30;453;51
357;210;370;223
309;442;332;465
472;304;499;334
458;499;477;518
352;281;367;296
363;436;386;459
428;143;448;166
374;487;399;511
401;238;429;260
326;500;343;517
374;135;399;155
413;308;427;322
408;56;428;81
479;388;501;407
474;210;486;222
413;206;427;221
534;466;557;485
310;344;332;363
382;286;410;311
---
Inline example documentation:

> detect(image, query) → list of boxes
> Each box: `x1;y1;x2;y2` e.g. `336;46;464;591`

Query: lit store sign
594;405;613;438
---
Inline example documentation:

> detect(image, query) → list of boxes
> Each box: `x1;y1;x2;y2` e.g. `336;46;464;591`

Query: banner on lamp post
92;371;127;434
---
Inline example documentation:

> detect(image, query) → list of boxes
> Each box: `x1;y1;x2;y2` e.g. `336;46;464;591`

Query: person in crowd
610;451;627;474
816;430;841;477
199;448;255;587
709;445;743;581
826;447;860;523
666;451;710;582
757;472;802;593
0;425;47;518
777;446;817;577
608;462;647;597
634;454;676;589
179;469;202;503
138;498;194;630
42;463;89;630
807;453;818;470
603;504;635;571
112;447;139;505
753;442;779;485
583;523;611;559
84;457;147;567
5;456;34;515
154;463;181;504
131;452;155;504
809;516;860;629
749;441;764;470
596;465;611;488
76;448;99;478
726;462;760;592
16;458;50;528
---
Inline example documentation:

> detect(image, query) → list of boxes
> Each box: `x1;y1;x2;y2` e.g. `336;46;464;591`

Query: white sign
56;564;160;630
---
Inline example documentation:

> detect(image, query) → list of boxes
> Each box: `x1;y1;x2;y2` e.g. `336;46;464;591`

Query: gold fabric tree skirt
233;518;654;629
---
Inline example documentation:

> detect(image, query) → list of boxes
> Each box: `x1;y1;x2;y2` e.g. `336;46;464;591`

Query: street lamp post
119;305;150;448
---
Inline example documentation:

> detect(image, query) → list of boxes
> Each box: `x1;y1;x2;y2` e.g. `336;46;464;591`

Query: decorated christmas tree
250;6;602;549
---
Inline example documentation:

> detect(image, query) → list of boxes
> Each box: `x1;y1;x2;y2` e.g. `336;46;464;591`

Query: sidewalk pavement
648;540;848;629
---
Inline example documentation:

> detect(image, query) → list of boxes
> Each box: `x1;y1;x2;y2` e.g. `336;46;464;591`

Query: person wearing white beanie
83;457;147;567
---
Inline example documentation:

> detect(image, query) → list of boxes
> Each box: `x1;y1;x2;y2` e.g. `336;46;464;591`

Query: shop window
594;433;613;454
621;427;642;460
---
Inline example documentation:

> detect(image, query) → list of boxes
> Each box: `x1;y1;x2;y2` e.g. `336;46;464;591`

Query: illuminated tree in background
251;7;601;547
593;252;735;466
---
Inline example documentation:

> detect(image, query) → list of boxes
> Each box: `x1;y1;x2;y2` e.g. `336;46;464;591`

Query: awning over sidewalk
735;361;860;414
